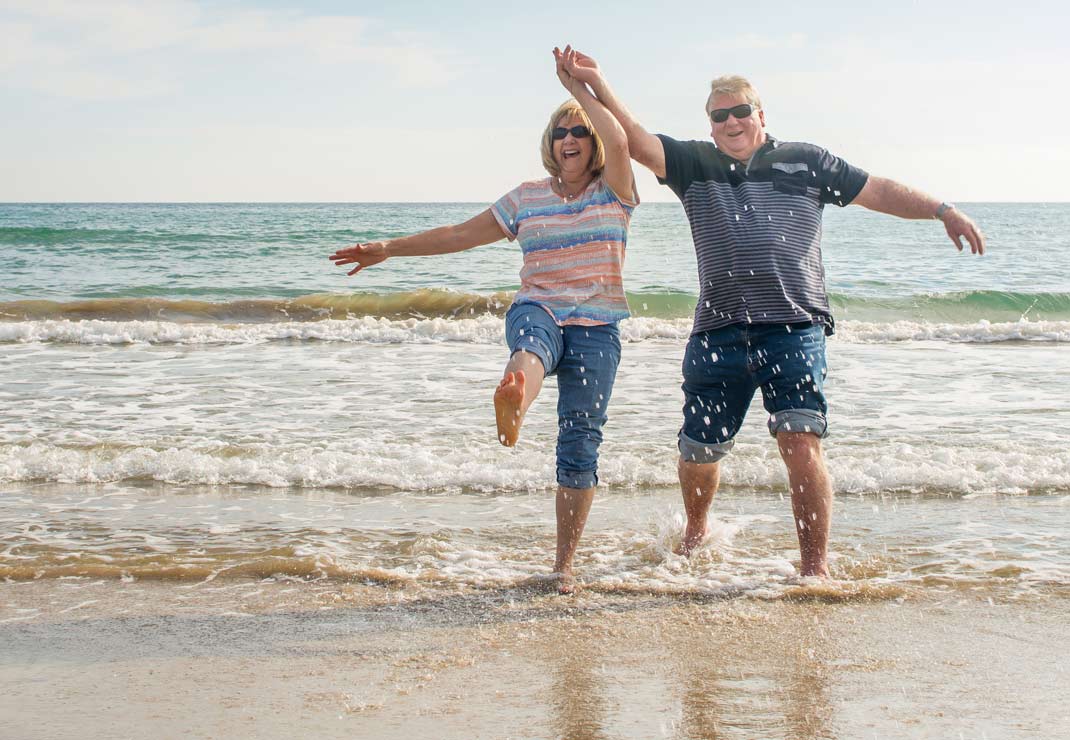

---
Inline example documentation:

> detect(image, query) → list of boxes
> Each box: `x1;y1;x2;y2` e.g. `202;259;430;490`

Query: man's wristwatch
935;202;955;220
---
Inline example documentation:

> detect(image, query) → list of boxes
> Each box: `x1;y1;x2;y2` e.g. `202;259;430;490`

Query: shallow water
2;201;1068;604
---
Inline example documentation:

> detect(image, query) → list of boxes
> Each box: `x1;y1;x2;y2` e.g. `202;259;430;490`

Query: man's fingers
966;225;984;255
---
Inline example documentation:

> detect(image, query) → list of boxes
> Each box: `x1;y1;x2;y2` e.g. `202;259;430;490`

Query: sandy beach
3;576;1068;739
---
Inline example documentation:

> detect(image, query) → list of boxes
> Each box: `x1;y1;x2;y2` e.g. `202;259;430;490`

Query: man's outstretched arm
853;176;986;255
560;47;667;179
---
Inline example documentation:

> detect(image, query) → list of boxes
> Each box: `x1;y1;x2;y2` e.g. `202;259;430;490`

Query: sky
2;0;1068;203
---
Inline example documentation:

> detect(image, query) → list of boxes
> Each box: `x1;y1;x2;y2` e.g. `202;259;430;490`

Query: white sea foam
2;439;1066;494
837;318;1070;343
2;316;1068;346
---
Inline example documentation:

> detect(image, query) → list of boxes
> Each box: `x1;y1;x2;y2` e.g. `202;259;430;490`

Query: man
554;46;985;577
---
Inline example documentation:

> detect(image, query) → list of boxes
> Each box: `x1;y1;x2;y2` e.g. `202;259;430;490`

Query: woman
329;47;637;593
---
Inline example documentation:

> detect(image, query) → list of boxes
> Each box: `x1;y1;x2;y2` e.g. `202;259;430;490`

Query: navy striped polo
656;134;869;335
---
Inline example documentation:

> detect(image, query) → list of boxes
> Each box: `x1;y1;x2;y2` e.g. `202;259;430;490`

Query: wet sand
2;579;1068;739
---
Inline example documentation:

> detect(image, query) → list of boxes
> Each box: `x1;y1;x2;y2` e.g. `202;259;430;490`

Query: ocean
2;201;1069;738
1;200;1068;591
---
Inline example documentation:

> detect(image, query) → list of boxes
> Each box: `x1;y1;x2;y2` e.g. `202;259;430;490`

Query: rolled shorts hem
678;431;734;463
768;409;829;438
557;468;598;489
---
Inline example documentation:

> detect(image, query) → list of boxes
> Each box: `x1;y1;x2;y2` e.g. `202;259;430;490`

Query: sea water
1;202;1068;600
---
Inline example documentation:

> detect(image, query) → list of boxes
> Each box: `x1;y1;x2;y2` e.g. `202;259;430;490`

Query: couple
330;47;985;593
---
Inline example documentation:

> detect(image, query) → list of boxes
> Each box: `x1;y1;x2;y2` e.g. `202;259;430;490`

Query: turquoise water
2;203;1069;323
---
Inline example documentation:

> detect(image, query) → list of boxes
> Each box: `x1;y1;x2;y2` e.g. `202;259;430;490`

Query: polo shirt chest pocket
770;162;810;196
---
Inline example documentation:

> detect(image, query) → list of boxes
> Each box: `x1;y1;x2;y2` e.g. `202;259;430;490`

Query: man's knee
776;431;823;466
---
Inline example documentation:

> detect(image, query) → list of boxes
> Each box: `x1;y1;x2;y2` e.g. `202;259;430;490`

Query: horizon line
4;200;1068;206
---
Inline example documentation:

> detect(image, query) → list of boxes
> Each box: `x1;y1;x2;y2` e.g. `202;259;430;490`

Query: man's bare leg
777;432;833;577
494;350;545;446
553;485;595;594
676;459;721;556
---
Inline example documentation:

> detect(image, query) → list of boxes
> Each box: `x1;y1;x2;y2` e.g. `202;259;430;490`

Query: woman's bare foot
494;370;526;446
552;569;577;595
674;522;710;557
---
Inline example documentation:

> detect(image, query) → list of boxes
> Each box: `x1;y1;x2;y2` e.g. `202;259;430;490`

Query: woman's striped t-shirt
492;176;637;326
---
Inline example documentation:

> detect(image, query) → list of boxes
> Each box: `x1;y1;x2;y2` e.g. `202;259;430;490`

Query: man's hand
941;209;986;255
555;45;602;89
329;241;389;276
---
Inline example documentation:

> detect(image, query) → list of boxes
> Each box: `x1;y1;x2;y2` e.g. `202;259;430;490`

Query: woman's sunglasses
551;125;592;140
709;103;758;123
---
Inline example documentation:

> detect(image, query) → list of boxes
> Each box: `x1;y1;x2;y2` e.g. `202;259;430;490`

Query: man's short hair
709;75;762;109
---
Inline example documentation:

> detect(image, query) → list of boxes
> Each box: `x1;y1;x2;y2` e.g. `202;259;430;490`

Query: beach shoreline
3;578;1068;739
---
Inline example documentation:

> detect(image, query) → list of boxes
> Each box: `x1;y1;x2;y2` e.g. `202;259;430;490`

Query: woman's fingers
329;243;381;268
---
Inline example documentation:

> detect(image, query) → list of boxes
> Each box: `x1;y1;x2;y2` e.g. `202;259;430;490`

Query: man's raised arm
853;176;986;255
559;47;667;180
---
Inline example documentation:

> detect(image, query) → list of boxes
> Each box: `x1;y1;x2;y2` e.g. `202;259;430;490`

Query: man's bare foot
494;370;526;446
799;561;830;578
674;522;710;557
552;569;577;595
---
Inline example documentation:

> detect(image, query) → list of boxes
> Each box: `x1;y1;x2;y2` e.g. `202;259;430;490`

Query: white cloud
0;1;461;100
705;33;808;51
0;20;71;70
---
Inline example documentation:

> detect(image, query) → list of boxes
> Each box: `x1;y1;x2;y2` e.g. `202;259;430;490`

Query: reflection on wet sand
549;644;611;740
529;594;841;740
665;607;834;740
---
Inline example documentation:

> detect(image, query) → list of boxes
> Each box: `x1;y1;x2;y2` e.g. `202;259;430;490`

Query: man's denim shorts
505;303;621;489
679;322;829;464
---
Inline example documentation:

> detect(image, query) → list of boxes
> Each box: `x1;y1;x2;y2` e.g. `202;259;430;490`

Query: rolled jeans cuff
768;409;829;438
557;467;598;490
511;334;553;375
678;430;734;463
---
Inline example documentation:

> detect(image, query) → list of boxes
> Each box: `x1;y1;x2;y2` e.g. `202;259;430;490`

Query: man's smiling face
707;91;766;162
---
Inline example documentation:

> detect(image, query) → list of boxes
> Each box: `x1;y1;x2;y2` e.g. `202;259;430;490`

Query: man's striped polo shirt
656;133;869;335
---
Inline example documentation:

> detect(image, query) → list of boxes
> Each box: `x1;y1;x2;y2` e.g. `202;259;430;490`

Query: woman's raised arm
553;46;636;203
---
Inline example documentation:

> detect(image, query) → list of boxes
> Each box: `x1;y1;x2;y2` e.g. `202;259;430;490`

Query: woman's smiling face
553;113;594;177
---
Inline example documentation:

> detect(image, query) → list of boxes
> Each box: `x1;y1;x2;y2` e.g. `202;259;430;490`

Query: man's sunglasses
551;125;592;140
709;103;758;123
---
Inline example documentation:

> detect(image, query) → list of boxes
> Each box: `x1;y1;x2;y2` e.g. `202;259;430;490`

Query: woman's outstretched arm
329;209;506;275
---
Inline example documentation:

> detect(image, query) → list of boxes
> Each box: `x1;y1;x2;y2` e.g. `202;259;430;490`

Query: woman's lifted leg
494;350;545;446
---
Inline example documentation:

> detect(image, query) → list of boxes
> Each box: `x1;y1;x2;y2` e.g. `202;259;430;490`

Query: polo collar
719;134;778;172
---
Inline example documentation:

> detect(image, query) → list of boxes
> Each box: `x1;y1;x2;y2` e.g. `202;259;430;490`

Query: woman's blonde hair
540;99;605;178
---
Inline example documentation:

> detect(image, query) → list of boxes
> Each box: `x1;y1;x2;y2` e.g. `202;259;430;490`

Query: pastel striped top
491;176;637;326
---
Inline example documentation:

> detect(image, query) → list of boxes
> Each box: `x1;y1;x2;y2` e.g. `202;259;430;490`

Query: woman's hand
553;47;581;95
329;241;389;276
